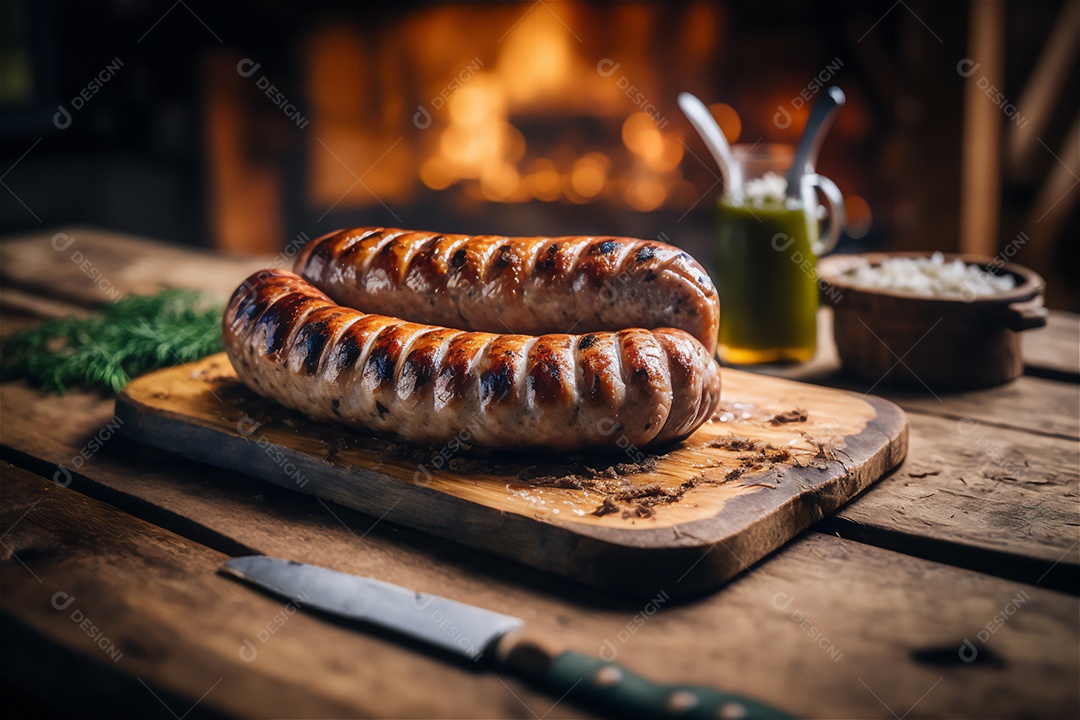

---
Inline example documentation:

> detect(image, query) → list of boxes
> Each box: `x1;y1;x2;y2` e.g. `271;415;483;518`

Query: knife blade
222;556;793;720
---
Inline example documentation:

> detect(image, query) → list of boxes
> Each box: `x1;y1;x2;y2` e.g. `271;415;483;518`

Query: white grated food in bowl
841;252;1016;298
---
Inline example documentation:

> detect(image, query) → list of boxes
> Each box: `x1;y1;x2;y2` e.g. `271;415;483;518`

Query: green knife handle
545;651;794;720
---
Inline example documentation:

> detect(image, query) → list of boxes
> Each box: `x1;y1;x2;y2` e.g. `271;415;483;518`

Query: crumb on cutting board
770;408;809;425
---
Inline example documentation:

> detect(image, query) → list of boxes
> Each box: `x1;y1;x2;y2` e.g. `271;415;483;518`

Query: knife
222;556;792;719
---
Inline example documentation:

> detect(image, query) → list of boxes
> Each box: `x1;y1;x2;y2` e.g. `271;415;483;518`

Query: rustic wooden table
2;228;1078;719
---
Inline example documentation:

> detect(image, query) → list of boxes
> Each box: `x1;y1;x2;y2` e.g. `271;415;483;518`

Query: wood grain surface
4;463;1077;719
828;412;1080;592
0;227;267;307
1023;310;1080;381
0;463;584;719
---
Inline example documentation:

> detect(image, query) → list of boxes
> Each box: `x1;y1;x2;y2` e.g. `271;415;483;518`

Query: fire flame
306;4;712;211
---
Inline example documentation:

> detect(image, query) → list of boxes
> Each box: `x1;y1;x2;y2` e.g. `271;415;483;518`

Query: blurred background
1;0;1076;308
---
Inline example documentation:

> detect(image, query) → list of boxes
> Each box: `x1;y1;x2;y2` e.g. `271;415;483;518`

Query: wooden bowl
817;253;1047;390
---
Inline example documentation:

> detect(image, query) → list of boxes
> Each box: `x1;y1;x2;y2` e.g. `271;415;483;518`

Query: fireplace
204;2;878;260
10;1;1072;308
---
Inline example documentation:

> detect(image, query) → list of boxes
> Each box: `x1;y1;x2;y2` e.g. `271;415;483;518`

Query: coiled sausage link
223;269;721;451
294;227;720;355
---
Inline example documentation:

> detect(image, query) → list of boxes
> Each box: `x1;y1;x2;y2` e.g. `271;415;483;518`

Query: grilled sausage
223;269;721;450
294;227;720;355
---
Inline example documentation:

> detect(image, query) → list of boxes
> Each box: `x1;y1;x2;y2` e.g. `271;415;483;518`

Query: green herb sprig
1;290;226;394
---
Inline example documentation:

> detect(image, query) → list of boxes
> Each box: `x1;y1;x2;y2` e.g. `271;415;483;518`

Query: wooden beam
960;0;1005;256
1025;112;1080;270
1006;2;1080;179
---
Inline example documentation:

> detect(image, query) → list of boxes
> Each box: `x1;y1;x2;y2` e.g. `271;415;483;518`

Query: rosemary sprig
1;290;225;395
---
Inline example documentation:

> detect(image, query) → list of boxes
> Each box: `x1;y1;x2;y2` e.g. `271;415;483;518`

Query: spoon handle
678;92;743;195
785;87;845;199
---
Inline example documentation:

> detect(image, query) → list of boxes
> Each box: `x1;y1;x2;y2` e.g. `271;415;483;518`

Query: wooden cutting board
116;353;906;597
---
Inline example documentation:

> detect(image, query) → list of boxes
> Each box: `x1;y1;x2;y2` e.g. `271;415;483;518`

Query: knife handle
545;651;793;720
496;632;792;719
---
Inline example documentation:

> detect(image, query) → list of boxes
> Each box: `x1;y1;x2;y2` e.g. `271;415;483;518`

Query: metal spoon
785;86;846;199
678;92;743;195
